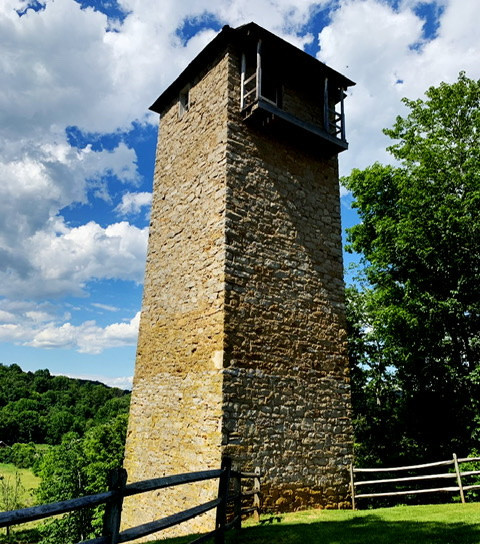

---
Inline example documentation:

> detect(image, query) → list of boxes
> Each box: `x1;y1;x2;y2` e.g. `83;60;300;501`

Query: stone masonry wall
123;41;353;540
221;48;353;510
282;84;324;129
122;53;230;539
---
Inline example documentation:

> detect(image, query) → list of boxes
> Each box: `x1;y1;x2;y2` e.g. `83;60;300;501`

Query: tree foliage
36;415;128;544
0;365;130;542
0;364;130;450
344;73;480;464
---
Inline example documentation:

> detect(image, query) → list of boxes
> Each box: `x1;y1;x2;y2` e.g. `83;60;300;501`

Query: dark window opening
178;86;190;118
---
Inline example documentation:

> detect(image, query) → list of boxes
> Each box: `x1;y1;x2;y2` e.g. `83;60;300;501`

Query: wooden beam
124;469;222;496
256;40;262;101
240;53;246;110
349;463;356;511
354;459;454;473
453;453;466;504
356;487;460;499
324;77;329;133
355;473;457;487
116;498;222;543
0;491;114;528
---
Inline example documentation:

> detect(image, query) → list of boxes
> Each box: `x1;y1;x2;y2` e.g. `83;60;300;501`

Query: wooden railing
0;457;262;544
350;454;480;509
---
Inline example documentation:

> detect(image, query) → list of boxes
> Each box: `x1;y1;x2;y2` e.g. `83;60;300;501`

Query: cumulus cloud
0;0;478;363
0;304;140;354
115;192;152;217
0;138;138;236
56;372;133;390
92;303;121;312
0;213;147;299
318;0;480;176
28;311;140;353
0;0;324;305
0;127;143;302
1;0;330;136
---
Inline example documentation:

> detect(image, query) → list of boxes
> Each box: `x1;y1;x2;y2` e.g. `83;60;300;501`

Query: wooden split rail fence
350;454;480;509
0;457;262;544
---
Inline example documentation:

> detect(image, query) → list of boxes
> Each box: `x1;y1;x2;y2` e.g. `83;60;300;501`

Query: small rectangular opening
178;86;190;118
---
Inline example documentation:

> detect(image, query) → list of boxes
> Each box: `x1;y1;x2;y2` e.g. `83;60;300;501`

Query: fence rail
0;457;262;544
350;453;480;509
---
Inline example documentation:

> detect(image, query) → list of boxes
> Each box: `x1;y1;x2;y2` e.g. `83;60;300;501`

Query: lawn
152;503;480;544
0;464;42;543
0;463;40;508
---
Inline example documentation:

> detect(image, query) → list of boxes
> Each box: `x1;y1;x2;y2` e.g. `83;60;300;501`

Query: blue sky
0;0;478;389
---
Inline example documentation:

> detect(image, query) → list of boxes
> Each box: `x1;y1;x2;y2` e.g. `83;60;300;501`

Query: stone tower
123;22;355;537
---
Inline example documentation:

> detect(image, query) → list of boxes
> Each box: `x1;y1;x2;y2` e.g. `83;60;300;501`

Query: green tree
0;363;130;447
344;73;480;463
9;443;38;469
36;415;128;544
44;408;76;444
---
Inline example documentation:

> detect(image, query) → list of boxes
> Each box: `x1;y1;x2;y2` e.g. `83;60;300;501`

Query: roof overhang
149;22;355;115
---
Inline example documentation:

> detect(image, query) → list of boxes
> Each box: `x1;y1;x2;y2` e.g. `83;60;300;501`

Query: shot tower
123;22;355;536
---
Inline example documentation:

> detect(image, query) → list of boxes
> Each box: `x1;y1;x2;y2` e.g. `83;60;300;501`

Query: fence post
103;467;128;544
215;457;232;544
349;463;356;510
453;453;466;504
232;467;242;530
253;467;261;523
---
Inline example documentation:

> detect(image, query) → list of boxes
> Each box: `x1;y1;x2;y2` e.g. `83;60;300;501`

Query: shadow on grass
155;515;480;544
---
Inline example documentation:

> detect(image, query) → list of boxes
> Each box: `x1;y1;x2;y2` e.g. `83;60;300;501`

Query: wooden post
256;40;262;100
349;463;356;510
253;467;261;523
233;468;242;530
102;467;128;544
240;53;246;110
453;453;466;504
215;457;232;544
324;77;329;133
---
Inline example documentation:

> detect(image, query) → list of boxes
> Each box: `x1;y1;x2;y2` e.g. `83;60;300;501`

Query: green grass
151;503;480;544
0;464;40;507
0;464;42;542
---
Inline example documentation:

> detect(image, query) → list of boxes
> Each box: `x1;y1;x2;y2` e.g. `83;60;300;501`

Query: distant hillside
0;363;130;446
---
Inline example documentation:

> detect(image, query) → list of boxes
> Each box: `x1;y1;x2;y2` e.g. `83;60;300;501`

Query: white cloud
82;143;140;186
92;303;121;312
0;0;329;307
28;311;140;353
318;0;480;177
0;297;139;354
0;307;140;354
1;0;331;137
9;220;148;298
55;372;133;390
0;213;148;299
0;310;17;322
0;0;478;371
115;191;152;216
0;323;31;343
1;0;118;135
0;133;142;294
0;300;60;327
25;310;53;323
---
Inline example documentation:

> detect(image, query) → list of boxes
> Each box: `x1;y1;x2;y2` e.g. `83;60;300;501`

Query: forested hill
0;363;131;445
